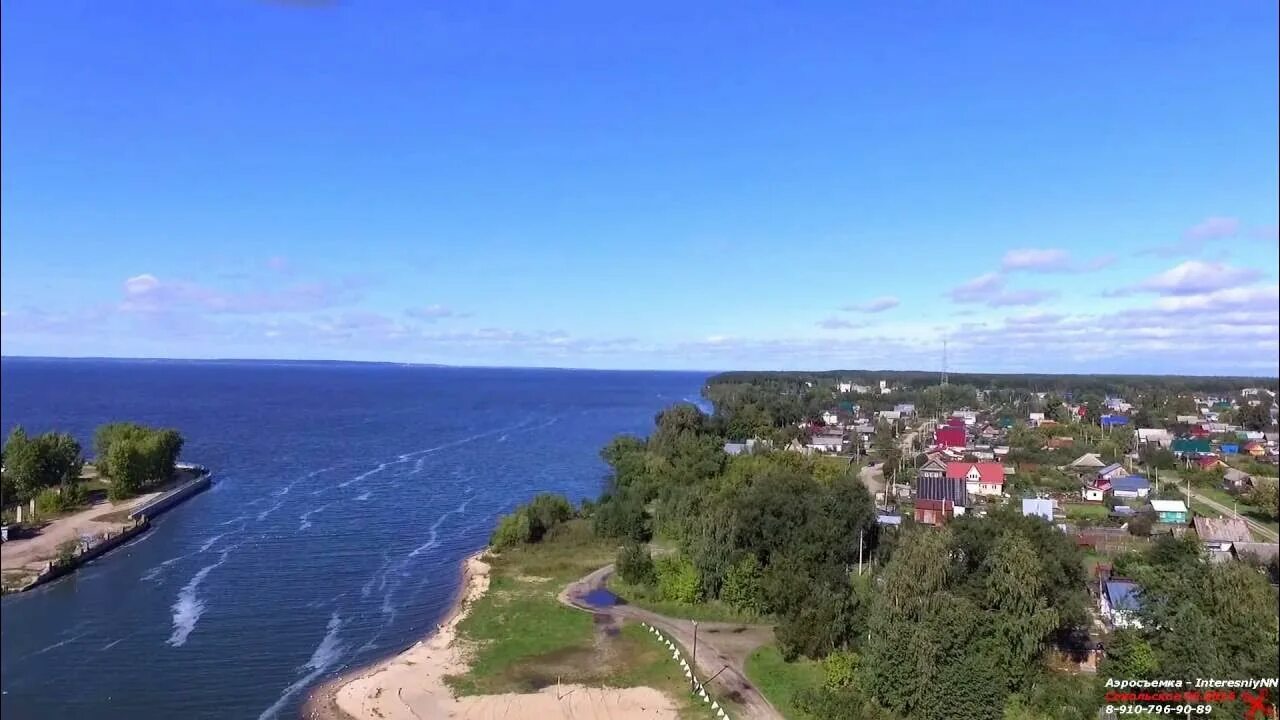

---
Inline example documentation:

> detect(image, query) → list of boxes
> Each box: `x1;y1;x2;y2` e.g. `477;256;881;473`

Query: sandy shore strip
302;550;678;720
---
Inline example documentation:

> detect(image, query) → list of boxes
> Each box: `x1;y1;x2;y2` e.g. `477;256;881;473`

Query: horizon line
2;354;1277;381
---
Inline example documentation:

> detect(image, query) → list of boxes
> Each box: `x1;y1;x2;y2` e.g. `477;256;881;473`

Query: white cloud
1184;216;1240;241
405;304;468;321
1152;285;1280;313
1134;261;1261;296
841;296;900;313
948;273;1056;307
1000;248;1071;272
817;317;864;330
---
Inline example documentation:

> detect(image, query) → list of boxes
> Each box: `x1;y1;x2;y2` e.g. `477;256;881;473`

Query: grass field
743;644;823;720
446;520;714;718
1063;503;1110;520
610;578;764;624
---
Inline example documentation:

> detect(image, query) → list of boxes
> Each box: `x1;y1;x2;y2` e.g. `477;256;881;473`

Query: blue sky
2;1;1277;374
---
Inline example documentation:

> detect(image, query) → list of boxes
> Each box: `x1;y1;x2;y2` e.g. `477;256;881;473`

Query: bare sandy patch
329;554;679;720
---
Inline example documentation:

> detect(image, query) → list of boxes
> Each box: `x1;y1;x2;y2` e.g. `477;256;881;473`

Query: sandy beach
303;551;679;720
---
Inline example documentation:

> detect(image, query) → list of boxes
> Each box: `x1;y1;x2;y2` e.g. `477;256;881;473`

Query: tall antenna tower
942;339;948;387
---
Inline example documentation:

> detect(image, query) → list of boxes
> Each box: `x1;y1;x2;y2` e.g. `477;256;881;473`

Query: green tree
982;532;1059;691
654;554;701;603
719;554;766;615
2;427;43;500
616;542;656;585
490;509;532;549
105;439;150;501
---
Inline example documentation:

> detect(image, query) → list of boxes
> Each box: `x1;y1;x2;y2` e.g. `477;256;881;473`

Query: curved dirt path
559;563;782;720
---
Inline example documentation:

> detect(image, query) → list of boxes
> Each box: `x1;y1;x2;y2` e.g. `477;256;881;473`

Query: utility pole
691;621;699;691
858;528;864;576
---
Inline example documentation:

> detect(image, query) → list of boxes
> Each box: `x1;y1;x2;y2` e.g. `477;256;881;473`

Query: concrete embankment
6;464;212;594
129;464;213;521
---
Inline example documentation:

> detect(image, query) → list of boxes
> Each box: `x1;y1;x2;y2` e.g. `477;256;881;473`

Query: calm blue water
0;358;708;720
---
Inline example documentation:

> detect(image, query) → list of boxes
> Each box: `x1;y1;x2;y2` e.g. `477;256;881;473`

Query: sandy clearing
1;492;158;575
325;553;680;720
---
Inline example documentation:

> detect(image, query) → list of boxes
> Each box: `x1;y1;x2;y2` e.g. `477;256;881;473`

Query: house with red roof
1196;455;1226;471
946;462;1004;497
935;426;966;448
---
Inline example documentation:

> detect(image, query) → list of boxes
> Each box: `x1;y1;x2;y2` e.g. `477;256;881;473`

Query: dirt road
560;564;781;720
1;493;155;577
1181;487;1279;542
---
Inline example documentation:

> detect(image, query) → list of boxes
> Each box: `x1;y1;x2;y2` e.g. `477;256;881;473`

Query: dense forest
491;388;1279;719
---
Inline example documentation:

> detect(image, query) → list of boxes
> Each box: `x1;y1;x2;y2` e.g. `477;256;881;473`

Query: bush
592;489;651;542
720;554;766;615
525;493;573;542
654;554;701;603
616;542;656;585
490;509;532;549
822;650;859;690
34;484;88;515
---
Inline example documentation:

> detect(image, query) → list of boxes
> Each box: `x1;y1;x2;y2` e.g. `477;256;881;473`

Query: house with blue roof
1101;579;1143;629
1101;414;1130;428
1220;443;1239;455
1111;475;1150;500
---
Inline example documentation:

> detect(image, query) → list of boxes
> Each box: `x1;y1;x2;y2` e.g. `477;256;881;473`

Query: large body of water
0;358;707;720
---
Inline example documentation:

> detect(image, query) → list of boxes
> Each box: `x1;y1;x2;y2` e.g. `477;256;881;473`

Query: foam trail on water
142;553;191;582
32;631;90;656
256;613;345;720
199;532;229;553
167;546;237;647
256;499;286;522
101;638;125;651
408;496;474;558
299;503;331;531
355;491;371;501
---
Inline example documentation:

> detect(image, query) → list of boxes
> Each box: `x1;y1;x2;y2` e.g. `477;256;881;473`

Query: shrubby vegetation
489;493;574;549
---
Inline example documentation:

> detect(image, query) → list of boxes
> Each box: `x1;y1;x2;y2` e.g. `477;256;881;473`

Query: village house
1101;414;1129;429
1110;475;1150;501
1232;542;1280;565
1193;517;1252;554
1081;480;1109;503
1070;452;1106;470
894;403;916;416
1244;441;1266;458
1096;463;1129;483
918;458;948;483
913;498;956;527
1045;436;1074;450
806;431;845;454
1021;497;1055;521
1100;579;1143;629
1135;428;1173;448
946;462;1004;498
935;425;966;448
1172;437;1212;456
1196;455;1226;471
1223;467;1255;491
1149;499;1188;525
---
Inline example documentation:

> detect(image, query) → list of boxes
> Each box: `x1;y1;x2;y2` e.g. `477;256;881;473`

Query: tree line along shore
1;422;190;592
460;375;1277;720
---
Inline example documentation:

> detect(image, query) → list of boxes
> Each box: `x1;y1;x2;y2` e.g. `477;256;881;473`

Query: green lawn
744;644;824;720
610;578;764;623
1062;503;1109;520
446;520;715;718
